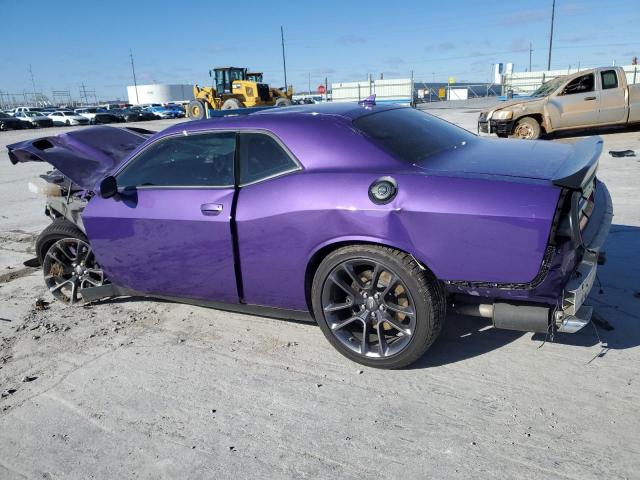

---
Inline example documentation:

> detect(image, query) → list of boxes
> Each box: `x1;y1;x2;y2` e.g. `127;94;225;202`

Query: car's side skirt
81;283;314;323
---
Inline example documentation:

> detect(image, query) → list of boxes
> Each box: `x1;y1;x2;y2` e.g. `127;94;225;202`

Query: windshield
62;111;75;116
354;108;475;165
25;112;41;117
0;113;11;118
531;77;564;97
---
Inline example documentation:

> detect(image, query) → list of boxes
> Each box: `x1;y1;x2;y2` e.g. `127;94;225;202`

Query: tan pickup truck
478;66;640;139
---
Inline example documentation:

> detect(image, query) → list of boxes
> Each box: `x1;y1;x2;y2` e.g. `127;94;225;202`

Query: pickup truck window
601;70;618;89
563;74;594;95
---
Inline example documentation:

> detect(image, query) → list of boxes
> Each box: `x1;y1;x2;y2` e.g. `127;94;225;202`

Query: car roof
165;102;405;136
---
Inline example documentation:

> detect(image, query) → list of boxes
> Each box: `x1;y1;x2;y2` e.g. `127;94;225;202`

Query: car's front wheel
37;219;106;305
312;245;445;369
510;116;541;140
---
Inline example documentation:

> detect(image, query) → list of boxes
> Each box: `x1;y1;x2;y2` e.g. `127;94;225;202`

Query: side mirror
100;176;118;199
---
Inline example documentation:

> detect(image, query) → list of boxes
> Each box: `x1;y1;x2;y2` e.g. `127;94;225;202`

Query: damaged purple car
7;103;613;368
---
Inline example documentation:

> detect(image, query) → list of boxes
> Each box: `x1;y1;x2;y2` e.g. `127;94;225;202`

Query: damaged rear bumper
452;180;613;334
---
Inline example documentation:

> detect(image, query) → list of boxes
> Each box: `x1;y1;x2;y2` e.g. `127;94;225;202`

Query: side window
601;70;618;89
563;74;594;95
117;132;236;188
238;132;299;185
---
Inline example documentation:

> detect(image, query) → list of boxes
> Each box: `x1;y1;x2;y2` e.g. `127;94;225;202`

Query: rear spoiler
552;136;602;190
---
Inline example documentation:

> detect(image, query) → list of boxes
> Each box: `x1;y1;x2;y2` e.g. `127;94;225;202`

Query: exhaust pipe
452;301;551;333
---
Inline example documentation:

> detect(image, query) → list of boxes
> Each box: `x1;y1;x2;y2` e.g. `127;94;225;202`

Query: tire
275;97;292;107
221;98;244;110
311;245;446;369
510;117;541;140
36;218;87;264
65;120;70;126
188;100;206;120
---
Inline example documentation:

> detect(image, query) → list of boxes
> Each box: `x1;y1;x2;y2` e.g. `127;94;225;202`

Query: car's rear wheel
510;116;541;140
37;219;106;305
311;245;445;369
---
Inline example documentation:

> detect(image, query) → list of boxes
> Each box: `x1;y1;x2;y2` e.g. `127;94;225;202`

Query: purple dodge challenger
8;102;613;368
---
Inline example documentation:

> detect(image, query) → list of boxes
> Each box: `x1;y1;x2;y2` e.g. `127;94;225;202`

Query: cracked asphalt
1;112;639;479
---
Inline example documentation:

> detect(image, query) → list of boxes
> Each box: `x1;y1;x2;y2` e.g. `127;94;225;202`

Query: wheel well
303;240;430;313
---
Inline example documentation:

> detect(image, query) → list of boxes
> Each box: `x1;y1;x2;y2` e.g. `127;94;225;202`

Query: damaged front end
7;126;152;233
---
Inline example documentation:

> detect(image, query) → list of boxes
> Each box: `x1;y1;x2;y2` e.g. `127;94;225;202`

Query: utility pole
547;0;555;70
529;42;533;72
28;65;38;104
280;26;288;90
308;72;311;96
129;49;139;105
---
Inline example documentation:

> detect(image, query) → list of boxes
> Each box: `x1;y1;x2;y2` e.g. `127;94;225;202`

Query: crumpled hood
482;97;544;116
7;126;147;190
415;135;599;186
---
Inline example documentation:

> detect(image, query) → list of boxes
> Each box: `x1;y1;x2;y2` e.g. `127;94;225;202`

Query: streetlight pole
547;0;555;70
280;26;288;90
130;49;139;105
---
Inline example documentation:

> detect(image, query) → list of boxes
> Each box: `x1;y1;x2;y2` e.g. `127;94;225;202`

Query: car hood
481;97;544;115
7;126;147;190
415;136;601;188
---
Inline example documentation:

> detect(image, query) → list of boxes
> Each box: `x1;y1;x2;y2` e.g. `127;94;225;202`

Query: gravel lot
1;112;639;480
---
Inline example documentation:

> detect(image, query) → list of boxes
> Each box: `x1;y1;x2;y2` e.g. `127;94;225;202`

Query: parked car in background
165;104;186;118
7;103;612;368
75;107;124;125
145;106;178;119
12;111;54;128
48;110;90;126
110;108;158;122
0;112;26;130
479;66;640;139
11;106;44;114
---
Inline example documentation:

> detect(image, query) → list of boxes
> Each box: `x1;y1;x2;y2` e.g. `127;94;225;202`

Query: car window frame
237;129;303;188
112;128;303;190
561;73;595;96
600;70;619;90
114;129;239;190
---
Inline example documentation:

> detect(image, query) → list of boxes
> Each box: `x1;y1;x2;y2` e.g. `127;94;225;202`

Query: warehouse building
127;84;193;105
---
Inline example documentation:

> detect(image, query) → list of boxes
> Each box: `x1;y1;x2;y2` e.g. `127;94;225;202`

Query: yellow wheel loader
188;67;293;120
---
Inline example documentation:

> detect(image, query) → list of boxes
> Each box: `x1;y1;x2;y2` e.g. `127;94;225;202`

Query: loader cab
246;72;264;83
211;67;247;94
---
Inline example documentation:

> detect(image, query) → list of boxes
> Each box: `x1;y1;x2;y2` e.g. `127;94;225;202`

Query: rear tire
311;245;446;369
188;100;206;120
221;98;244;110
275;98;292;107
510;117;541;140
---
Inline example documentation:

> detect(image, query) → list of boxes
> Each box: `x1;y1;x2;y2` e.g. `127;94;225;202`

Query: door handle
200;203;223;216
584;96;597;101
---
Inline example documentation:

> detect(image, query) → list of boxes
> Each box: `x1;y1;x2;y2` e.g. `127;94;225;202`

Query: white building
127;84;193;105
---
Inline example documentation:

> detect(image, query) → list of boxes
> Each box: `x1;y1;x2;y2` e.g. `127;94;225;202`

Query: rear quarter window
354;108;474;165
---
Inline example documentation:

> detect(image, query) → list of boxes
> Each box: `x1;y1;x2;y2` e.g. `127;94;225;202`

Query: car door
548;73;599;129
82;130;240;303
598;69;627;125
233;131;305;309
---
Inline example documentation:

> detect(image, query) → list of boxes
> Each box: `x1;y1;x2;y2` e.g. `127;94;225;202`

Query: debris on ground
21;375;38;383
1;388;17;398
609;149;636;157
34;298;50;311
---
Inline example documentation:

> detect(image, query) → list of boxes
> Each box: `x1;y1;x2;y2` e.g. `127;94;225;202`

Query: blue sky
1;0;638;100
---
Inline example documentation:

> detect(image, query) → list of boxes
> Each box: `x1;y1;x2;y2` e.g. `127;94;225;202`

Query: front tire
188;100;206;120
36;219;105;305
510;116;541;140
311;245;445;369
